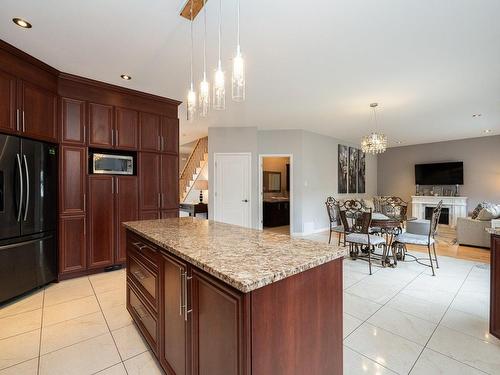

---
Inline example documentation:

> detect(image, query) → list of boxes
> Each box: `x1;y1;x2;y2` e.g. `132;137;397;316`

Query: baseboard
292;227;330;237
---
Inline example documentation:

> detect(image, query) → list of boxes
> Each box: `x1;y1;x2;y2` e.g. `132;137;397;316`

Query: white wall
209;127;377;235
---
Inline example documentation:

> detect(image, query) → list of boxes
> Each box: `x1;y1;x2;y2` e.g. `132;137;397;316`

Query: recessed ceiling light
120;74;132;80
484;129;492;133
472;114;482;118
13;18;32;29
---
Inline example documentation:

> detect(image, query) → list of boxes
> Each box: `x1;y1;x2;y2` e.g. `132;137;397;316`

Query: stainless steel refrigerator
0;134;57;303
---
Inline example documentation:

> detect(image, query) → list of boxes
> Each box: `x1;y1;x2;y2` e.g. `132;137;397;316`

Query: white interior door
214;153;251;228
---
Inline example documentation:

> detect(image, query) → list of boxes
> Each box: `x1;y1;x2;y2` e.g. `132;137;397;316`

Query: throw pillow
471;202;488;219
477;205;500;221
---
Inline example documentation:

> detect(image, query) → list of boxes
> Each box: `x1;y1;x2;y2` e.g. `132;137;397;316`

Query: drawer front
128;251;158;304
128;282;158;353
128;235;159;265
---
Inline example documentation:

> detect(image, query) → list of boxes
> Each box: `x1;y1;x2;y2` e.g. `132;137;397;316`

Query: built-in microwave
91;152;134;175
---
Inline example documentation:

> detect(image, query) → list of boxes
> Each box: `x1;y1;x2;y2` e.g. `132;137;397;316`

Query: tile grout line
407;263;476;374
36;287;46;375
343;345;398;374
88;275;131;375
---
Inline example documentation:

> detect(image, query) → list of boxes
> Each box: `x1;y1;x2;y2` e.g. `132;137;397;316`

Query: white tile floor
0;243;498;374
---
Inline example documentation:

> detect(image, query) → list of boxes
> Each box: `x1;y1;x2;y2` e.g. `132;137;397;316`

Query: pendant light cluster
361;103;388;154
186;0;246;121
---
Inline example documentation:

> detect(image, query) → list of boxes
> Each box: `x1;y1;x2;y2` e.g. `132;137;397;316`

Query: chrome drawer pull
132;269;146;280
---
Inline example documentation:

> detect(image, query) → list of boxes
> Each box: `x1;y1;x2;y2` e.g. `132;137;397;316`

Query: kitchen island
123;217;346;375
488;228;500;340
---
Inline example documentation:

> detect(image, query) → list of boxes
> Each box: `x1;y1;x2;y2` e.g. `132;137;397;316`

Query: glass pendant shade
213;62;225;110
361;132;387;154
187;85;196;121
199;77;210;117
232;46;245;102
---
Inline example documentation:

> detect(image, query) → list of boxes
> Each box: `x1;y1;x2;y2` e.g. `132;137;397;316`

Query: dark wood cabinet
161;117;179;154
116;176;139;263
60;146;87;215
162;210;179;219
263;201;290;227
88;102;113;148
161;154;179;210
19;80;58;142
141;210;160;220
139;152;161;211
0;69;16;133
491;234;500;340
140;112;161;152
88;176;115;268
191;269;245;375
59;215;86;274
115;107;138;150
61;97;86;145
161;254;189;375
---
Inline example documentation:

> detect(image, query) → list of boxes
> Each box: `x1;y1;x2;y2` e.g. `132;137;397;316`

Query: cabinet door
116;176;139;263
161;117;179;154
88;176;114;268
20;81;57;141
115;107;138;150
61;97;86;145
59;215;86;274
140;112;161;152
139;152;161;211
89;102;113;148
161;154;179;210
161;210;179;219
0;69;16;133
191;269;245;375
60;146;87;215
492;236;500;339
161;254;188;375
141;210;160;220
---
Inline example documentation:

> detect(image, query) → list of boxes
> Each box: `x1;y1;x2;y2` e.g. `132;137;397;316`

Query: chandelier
361;103;387;154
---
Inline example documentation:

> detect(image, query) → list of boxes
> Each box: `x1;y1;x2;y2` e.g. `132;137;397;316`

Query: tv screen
415;162;464;185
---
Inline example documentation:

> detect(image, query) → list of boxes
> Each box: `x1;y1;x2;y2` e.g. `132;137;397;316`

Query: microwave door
94;155;132;175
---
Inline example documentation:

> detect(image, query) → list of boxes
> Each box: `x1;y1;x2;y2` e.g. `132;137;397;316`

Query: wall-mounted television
414;162;464;185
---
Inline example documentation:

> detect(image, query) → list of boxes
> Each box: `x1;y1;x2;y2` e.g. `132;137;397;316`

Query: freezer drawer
0;233;57;303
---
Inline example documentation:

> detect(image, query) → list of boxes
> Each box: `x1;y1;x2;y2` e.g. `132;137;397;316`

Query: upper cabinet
140;112;161;152
61;97;86;145
115;107;138;150
0;69;16;134
88;102;113;148
161;117;179;154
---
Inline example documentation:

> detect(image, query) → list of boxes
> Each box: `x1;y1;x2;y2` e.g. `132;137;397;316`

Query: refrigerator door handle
16;154;23;222
23;154;29;222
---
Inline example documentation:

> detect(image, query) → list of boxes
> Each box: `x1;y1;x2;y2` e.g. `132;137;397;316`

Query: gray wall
209;127;377;234
378;135;500;214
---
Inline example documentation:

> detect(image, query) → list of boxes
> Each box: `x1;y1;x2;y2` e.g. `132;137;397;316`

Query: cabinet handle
161;136;165;152
158;193;161;208
83;126;86;143
116;179;119;195
22;110;25;132
132;269;146;280
179;269;184;316
83;193;86;212
111;179;114;194
16;109;20;131
132;242;147;252
184;274;192;321
115;129;119;145
157;135;161;151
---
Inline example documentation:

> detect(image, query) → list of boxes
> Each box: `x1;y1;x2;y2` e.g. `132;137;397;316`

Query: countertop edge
124;224;348;293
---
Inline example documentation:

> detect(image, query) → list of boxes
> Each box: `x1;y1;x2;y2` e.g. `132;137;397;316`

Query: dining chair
393;201;443;276
325;197;345;245
340;200;390;275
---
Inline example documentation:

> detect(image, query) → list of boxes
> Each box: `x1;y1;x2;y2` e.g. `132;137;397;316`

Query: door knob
242;199;248;202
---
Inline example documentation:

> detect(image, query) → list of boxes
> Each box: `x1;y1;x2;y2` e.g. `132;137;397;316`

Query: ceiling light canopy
13;18;32;29
120;74;132;80
361;103;387;154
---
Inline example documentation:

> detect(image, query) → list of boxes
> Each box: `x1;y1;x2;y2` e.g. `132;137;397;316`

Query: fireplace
425;206;449;225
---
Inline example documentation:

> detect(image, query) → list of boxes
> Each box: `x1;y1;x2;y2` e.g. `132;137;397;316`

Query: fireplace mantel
411;196;467;228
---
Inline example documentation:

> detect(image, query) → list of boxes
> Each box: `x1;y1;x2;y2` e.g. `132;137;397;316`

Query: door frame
213;152;252;228
258;154;293;234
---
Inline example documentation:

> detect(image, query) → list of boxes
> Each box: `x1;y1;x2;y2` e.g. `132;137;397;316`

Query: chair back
428;200;443;240
381;196;408;221
325;197;339;225
339;200;372;235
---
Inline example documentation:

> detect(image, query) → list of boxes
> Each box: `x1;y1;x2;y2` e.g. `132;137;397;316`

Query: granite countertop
486;228;500;235
123;217;347;293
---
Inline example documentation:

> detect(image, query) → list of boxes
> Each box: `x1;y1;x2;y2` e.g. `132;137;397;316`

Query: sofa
456;203;500;248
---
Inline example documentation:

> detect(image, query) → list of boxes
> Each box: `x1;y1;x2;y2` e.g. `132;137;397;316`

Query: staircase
179;136;208;202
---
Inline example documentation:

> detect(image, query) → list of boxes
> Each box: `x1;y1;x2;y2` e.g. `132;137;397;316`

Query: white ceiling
1;0;499;147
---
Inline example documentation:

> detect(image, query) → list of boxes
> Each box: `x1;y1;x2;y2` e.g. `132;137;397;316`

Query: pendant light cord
237;0;240;49
203;0;207;79
190;0;194;89
218;0;222;68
